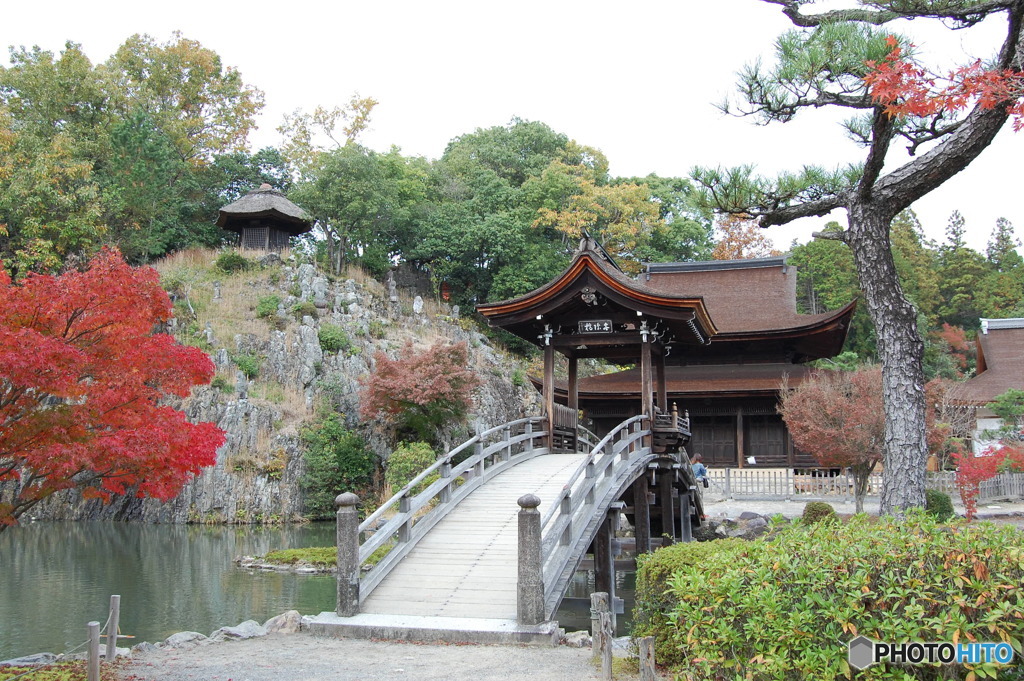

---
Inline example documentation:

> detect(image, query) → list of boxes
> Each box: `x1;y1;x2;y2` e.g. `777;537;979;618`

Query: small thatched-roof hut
217;184;312;250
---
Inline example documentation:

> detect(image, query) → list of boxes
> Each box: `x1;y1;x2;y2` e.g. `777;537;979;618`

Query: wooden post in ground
517;494;544;625
335;493;361;617
639;636;657;681
659;468;675;543
600;610;613;681
632;475;651;554
594;513;616;632
87;621;100;681
590;592;609;662
105;595;120;661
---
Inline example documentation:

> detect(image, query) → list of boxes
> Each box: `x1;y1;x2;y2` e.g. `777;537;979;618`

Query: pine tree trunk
847;204;928;516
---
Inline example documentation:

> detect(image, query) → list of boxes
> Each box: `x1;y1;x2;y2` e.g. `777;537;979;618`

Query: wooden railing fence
534;415;653;619
704;468;1024;504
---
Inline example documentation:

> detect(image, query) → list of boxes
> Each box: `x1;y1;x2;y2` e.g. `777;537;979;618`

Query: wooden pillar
632;474;651;554
594;513;616;632
654;347;667;413
679;490;693;542
640;324;654;420
543;339;555;451
736;406;745;469
568;355;579;452
659;467;675;542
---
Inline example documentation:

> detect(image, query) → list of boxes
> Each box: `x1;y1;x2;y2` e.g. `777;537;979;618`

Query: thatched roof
216;184;312;235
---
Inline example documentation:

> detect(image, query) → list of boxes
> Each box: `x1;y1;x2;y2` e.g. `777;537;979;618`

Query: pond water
0;521;636;660
0;521;337;660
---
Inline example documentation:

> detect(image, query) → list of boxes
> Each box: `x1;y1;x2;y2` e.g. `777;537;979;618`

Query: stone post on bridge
336;493;361;617
517;494;545;625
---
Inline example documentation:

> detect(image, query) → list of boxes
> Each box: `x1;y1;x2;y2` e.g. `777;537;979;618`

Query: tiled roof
959;319;1024;404
643;259;849;333
560;363;816;398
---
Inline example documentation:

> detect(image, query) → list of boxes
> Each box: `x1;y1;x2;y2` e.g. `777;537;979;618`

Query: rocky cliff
28;252;538;523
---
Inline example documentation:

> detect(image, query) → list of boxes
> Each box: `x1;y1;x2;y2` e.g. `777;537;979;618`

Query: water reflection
0;521;336;660
0;521;638;659
555;568;636;637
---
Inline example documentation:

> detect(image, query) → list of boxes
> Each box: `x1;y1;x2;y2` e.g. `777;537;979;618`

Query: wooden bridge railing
335;416;549;616
520;414;655;623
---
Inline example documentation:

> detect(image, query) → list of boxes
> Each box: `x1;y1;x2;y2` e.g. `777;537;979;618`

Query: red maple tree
951;444;1003;522
780;366;949;514
360;341;482;444
779;367;886;513
0;249;225;528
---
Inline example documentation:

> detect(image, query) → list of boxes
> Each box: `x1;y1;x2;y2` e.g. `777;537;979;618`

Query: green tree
936;211;990;330
300;410;376;519
0;43;107;273
691;1;1024;515
292;144;429;274
105;32;263;165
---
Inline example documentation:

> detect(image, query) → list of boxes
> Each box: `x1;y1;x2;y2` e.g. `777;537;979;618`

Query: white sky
3;0;1021;254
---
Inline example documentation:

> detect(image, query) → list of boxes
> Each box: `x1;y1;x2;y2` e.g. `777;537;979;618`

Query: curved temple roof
477;238;718;360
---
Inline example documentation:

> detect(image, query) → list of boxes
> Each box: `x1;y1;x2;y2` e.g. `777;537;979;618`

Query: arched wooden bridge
305;414;703;644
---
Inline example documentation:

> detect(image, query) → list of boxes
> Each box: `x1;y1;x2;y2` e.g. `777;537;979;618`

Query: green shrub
634;512;1024;680
233;354;262;379
318;324;351;354
211;375;232;393
256;294;282;319
215;250;253;273
291;300;318;320
300;411;376;519
368;319;388;339
925;488;956;521
802;500;837;524
385;442;437;492
511;368;526;387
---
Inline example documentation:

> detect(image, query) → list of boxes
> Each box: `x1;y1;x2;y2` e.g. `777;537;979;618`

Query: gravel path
117;633;616;681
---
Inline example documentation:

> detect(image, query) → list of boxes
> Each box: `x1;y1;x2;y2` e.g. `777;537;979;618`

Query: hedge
633;512;1024;680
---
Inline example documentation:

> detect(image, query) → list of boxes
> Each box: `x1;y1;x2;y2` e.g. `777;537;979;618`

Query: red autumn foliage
780;366;948;512
0;248;224;528
931;323;973;374
865;35;1024;131
359;341;482;442
951;444;1003;522
779;367;885;512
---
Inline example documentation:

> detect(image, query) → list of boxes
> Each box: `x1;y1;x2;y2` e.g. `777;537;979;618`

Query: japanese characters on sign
578;319;613;334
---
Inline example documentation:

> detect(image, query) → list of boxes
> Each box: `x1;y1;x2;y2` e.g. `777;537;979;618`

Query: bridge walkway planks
360;451;586;620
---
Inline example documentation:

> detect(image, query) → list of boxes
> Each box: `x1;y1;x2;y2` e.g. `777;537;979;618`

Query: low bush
634;511;1024;680
385;441;437;492
264;547;336;567
300;410;376;520
802;500;837;524
233;354;262;379
256;294;282;319
291;300;318;320
925;488;956;521
318;324;352;354
215;250;253;273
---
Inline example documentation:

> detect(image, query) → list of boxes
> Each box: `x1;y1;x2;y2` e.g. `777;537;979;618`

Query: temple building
957;317;1024;453
217;184;312;250
479;238;856;469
